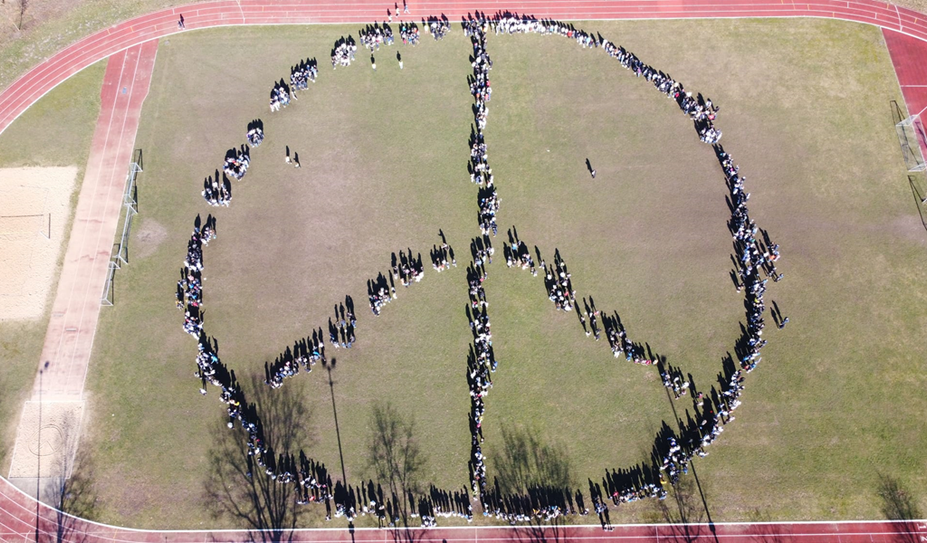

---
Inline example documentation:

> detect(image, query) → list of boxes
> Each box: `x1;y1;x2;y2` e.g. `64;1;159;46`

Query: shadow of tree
650;477;706;543
492;424;573;542
366;401;426;530
877;473;923;543
203;373;315;542
494;425;572;498
512;515;566;543
745;508;792;543
39;412;98;543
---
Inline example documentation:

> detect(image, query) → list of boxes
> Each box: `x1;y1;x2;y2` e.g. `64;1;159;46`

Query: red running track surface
2;0;927;541
28;40;158;403
5;0;927;136
0;466;925;542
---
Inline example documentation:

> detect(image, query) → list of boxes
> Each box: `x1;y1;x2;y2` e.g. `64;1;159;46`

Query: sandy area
0;167;77;321
7;400;83;479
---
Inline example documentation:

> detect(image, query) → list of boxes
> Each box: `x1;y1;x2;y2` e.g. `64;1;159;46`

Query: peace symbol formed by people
176;10;782;527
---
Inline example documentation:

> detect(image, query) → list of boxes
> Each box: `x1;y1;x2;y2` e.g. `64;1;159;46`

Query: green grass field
1;15;925;530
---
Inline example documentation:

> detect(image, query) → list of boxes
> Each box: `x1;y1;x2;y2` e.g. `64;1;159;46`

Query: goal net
896;114;927;172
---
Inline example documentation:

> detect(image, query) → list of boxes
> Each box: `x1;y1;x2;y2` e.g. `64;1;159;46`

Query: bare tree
203;374;315;542
492;425;573;543
650;477;707;543
17;0;27;30
493;424;572;498
39;413;98;543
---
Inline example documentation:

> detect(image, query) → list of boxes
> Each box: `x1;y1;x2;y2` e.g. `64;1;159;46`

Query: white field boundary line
0;476;924;538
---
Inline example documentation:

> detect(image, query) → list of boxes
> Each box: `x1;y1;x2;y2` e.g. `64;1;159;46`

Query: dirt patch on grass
7;400;83;479
0;166;77;321
133;218;168;260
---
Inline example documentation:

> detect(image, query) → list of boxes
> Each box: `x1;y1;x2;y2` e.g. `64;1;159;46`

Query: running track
2;0;927;540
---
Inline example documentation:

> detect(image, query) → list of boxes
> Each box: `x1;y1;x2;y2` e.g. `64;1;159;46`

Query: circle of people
177;8;783;529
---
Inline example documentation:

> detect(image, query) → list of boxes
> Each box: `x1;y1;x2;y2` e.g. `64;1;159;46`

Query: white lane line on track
67;45;143;396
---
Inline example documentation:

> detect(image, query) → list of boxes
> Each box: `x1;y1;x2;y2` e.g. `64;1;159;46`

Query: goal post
896;114;927;173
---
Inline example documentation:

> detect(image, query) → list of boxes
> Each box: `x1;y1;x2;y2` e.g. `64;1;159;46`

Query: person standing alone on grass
293;152;301;168
397;52;403;69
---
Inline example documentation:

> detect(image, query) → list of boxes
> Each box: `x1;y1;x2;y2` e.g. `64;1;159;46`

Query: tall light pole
35;360;49;543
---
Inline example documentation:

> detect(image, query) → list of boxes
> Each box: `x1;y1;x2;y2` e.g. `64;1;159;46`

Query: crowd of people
332;36;358;68
465;258;495;500
263;328;326;388
290;58;319;91
270;80;293;111
483;12;723;142
246;123;264;148
173;8;790;529
399;22;421;45
462;20;498;240
715;144;780;372
175;215;337;508
659;361;690;400
223;145;251;180
178;217;215;336
366;249;428;313
430;234;457;271
391;249;426;287
424;15;451;40
329;299;358;348
202;170;232;207
359;23;395;50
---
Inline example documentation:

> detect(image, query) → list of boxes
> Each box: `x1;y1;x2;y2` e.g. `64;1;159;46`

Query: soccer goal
894;105;927;173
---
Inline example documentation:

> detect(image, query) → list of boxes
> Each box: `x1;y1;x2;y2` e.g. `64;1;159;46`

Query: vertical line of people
464;248;495;502
715;144;781;372
177;214;215;336
464;16;498;239
454;11;785;525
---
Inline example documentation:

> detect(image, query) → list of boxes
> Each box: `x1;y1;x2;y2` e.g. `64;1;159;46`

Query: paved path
2;0;927;540
30;40;158;402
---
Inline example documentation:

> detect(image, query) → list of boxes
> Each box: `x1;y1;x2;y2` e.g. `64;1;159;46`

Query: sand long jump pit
0;166;77;321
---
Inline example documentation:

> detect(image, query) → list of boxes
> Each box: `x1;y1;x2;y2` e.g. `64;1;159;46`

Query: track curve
3;0;927;137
